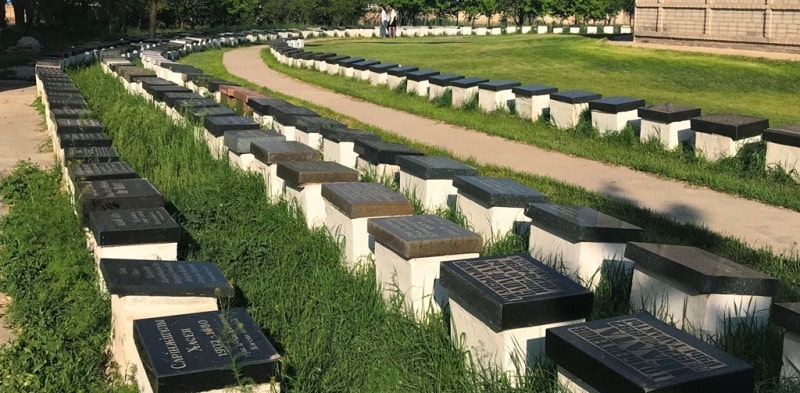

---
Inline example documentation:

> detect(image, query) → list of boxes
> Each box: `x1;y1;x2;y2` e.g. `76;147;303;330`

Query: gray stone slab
453;176;549;208
88;207;179;246
224;129;285;154
353;139;423;165
691;114;768;140
638;103;701;123
396;155;477;179
250;141;320;165
64;146;120;164
69;162;138;183
367;214;482;259
321;182;412;219
58;132;112;148
189;106;237;123
55;118;104;135
525;203;643;243
204;116;260;137
550;90;602;104
277;160;359;185
589;96;645;113
100;259;233;297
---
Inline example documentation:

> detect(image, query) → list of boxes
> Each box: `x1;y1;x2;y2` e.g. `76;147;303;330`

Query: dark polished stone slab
550;90;602;104
100;259;233;297
479;80;521;91
117;66;156;82
42;83;80;94
109;62;134;72
55;118;104;135
368;63;399;72
771;303;800;335
638;103;701;123
690;114;768;140
441;253;592;331
546;313;754;393
322;128;381;143
310;52;336;61
337;57;364;66
296;116;346;134
762;124;800;148
250;141;320;165
224;130;285;154
322;182;412;219
625;242;778;296
47;97;89;109
269;104;319;127
145;85;192;101
525;204;643;243
76;178;164;224
277;160;359;185
206;79;239;92
387;65;419;77
133;308;280;392
454;176;549;208
50;108;94;120
246;97;286;114
137;77;174;88
161;92;204;108
406;69;440;82
203;116;260;137
352;60;380;70
64;146;120;164
428;73;465;86
589;96;645;113
189;106;237;124
353;139;423;165
161;63;203;75
69;162;138;183
396;155;477;179
324;55;349;64
450;77;490;89
367;214;482;259
173;98;219;110
58;132;112;149
88;207;179;246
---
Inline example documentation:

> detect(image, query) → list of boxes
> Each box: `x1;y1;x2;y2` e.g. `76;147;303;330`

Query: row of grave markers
34;30;800;392
294;24;633;39
269;35;800;181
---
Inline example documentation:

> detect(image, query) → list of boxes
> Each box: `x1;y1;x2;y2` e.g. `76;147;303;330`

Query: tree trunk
148;0;157;38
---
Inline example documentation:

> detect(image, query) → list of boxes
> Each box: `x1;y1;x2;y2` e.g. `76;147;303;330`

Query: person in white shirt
379;5;388;38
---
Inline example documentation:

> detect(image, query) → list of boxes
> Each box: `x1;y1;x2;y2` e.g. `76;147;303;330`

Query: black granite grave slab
203;116;260;137
109;62;134;72
625;242;778;296
450;77;490;89
525;203;643;243
771;303;800;334
762;124;800;148
550;90;602;104
546;312;754;393
338;57;364;66
88;207;179;246
137;77;174;88
117;67;156;82
44;91;83;100
250;141;320;164
368;63;399;73
64;146;120;164
47;97;89;109
324;55;350;64
42;83;80;94
322;182;412;218
277;160;359;186
428;73;465;86
224;130;285;154
269;105;320;127
50;108;94;120
588;96;645;113
352;60;381;70
58;132;113;149
296;116;346;134
368;214;482;259
353;139;423;165
441;253;592;331
247;97;287;114
76;178;164;224
453;176;549;208
396;155;477;179
325;128;382;143
55;118;104;135
162;92;204;108
145;85;193;101
100;259;233;297
173;98;219;111
189;106;237;124
406;69;440;82
638;103;701;123
206;79;239;92
133;308;280;392
69;162;138;183
478;80;521;92
387;65;419;77
161;63;203;75
310;52;336;61
691;114;768;140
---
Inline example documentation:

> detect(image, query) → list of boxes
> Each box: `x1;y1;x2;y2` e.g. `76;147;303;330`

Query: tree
148;0;157;38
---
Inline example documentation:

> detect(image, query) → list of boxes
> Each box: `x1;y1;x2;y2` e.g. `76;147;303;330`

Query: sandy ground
224;45;800;258
0;80;53;347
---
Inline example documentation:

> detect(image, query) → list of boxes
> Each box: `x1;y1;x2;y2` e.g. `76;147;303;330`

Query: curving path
224;45;800;257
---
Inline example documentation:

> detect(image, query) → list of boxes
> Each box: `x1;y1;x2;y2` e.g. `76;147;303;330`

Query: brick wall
634;0;800;53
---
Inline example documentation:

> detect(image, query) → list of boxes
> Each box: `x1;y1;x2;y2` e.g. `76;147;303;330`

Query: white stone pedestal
248;160;284;199
295;129;323;150
695;133;760;161
515;94;550;122
323;139;359;169
407;79;429;97
781;332;800;379
356;158;400;183
603;26;615;34
342;66;355;78
557;366;600;393
550;100;589;129
591;109;639;134
86;231;177;265
325;204;374;267
273;122;297;141
451;86;479;108
253;112;274;129
399;173;456;211
326;63;340;75
478;88;515;113
640;119;692;149
387;75;405;90
428;84;448;101
203;130;227;160
228;151;256;171
285;183;325;229
766;142;800;179
475;27;487;35
457;193;529;242
369;71;389;86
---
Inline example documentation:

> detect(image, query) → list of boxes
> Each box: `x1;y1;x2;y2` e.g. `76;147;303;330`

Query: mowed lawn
307;35;800;126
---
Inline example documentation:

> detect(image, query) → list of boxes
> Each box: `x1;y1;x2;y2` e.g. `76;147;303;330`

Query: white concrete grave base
550;101;589;129
400;172;456;212
374;242;478;320
228;151;256;171
603;26;615;34
387;75;405;90
342;66;355;78
111;295;218;385
324;203;373;268
479;89;515;113
203;129;227;159
356;158;399;183
357;69;371;82
630;267;772;338
323;139;359;169
407;79;429;97
537;26;549;34
326;64;340;75
781;332;800;379
452;86;479;108
457;192;529;243
639;119;692;149
557;366;601;393
521;26;532;34
553;27;564;33
253;113;274;129
765;142;800;180
451;299;583;384
591;109;639;134
475;28;487;35
248;160;284;200
295;130;323;150
86;231;177;266
370;72;389;87
528;226;628;290
695;133;760;161
274;122;297;141
285;183;326;229
428;85;449;101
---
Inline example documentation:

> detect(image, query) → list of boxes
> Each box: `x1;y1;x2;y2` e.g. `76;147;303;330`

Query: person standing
379;5;388;38
388;5;398;38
